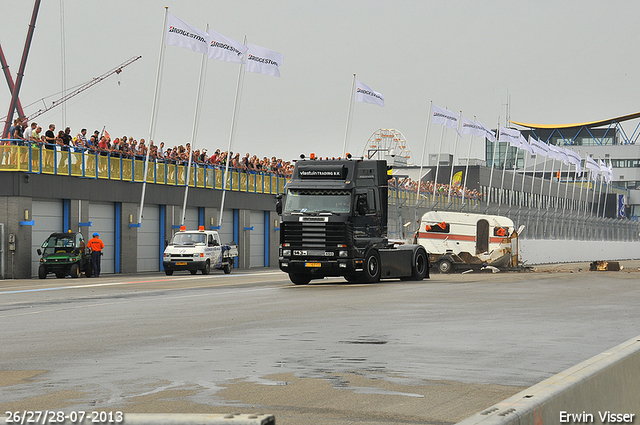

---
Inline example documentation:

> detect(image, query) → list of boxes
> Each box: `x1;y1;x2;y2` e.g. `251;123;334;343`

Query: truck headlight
282;249;291;257
193;253;200;257
338;250;348;257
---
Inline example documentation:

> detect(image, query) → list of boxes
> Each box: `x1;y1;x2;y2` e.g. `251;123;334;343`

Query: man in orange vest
87;232;105;277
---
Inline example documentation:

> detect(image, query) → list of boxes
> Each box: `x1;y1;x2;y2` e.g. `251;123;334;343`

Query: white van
163;226;238;275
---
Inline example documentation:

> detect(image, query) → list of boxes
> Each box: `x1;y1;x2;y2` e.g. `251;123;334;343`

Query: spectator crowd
389;176;482;200
3;117;294;176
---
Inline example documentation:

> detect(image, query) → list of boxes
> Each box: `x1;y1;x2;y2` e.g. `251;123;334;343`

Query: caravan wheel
438;259;452;274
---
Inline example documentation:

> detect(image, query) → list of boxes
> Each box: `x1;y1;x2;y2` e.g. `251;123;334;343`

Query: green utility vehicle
37;232;93;279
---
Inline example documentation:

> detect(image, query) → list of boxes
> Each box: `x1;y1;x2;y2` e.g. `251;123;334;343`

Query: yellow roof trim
510;111;640;129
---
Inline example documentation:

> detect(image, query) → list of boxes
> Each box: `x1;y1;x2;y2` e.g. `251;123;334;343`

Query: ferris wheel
362;128;412;165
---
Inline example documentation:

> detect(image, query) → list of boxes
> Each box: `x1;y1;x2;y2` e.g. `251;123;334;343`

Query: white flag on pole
354;79;384;107
607;160;614;183
461;116;496;142
585;155;600;175
432;105;462;137
245;43;284;77
498;126;521;147
208;29;248;64
518;134;533;155
166;13;209;55
548;143;569;165
529;136;550;157
563;147;582;175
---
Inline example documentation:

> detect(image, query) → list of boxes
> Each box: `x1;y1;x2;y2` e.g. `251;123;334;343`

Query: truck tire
38;265;47;279
361;250;381;283
223;263;231;274
289;273;311;285
165;270;174;276
202;260;210;275
438;259;452;274
70;263;80;278
411;248;429;280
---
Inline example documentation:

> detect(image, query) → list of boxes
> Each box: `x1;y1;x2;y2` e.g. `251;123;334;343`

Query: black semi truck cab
276;155;429;285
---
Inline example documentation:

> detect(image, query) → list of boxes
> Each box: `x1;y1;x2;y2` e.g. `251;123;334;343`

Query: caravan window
493;227;509;237
424;222;449;233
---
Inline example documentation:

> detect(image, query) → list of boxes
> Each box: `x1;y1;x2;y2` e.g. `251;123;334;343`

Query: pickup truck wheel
70;263;80;278
411;249;428;280
223;263;231;274
165;270;174;276
202;260;210;275
38;265;47;279
361;250;381;283
289;273;311;285
438;259;452;274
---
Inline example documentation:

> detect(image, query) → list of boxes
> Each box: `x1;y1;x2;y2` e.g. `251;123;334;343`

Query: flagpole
416;101;432;207
447;110;462;204
528;140;538;211
508;146;518;213
554;159;564;212
138;6;168;227
460;116;475;210
180;23;209;226
342;74;356;157
485;117;499;213
498;127;509;211
602;175;610;219
218;36;247;229
432;123;446;209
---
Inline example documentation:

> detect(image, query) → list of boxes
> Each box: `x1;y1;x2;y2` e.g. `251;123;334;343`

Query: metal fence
0;144;287;194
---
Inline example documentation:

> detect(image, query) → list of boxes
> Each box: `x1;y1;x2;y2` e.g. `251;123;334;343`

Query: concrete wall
456;336;640;425
519;239;640;264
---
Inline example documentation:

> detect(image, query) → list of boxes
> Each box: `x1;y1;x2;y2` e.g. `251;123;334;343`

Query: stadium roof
510;111;640;129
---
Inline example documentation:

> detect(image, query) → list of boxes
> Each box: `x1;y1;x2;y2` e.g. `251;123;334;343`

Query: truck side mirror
357;194;368;216
37;248;42;256
275;194;283;215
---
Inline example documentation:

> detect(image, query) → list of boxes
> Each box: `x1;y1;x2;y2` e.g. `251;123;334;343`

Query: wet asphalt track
1;264;639;424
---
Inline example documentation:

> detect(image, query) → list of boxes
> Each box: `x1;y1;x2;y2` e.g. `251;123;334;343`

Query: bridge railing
0;143;288;194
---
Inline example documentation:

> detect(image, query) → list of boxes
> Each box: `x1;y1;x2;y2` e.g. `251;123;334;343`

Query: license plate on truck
305;262;321;268
175;262;187;265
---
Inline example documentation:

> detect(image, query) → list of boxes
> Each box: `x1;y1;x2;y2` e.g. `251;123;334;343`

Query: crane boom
24;55;142;122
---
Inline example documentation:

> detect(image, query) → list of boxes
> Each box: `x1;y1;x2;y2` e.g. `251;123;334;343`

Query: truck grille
282;222;350;248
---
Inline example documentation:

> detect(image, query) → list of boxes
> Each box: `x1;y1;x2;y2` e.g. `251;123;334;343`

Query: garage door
249;211;265;268
89;202;115;274
219;209;234;245
137;205;160;272
31;200;63;276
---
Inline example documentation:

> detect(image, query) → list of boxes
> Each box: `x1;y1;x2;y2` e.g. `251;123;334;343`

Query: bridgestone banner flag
166;13;209;55
245;43;284;77
432;105;459;130
498;126;521;147
461;116;496;142
529;137;549;157
208;29;247;64
354;79;385;107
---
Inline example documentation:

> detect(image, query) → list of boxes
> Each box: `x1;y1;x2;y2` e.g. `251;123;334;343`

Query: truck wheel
70;264;80;278
289;273;311;285
38;265;47;279
223;263;231;274
438;259;452;274
361;250;381;283
411;249;428;280
165;270;174;276
202;260;210;275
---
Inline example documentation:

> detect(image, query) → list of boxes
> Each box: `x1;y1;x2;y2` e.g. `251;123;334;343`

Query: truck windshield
170;233;207;245
41;234;76;255
284;189;351;214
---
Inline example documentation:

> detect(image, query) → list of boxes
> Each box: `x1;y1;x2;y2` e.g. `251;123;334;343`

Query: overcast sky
1;1;639;163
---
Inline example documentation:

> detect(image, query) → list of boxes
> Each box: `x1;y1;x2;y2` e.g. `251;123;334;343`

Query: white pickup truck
162;227;238;275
